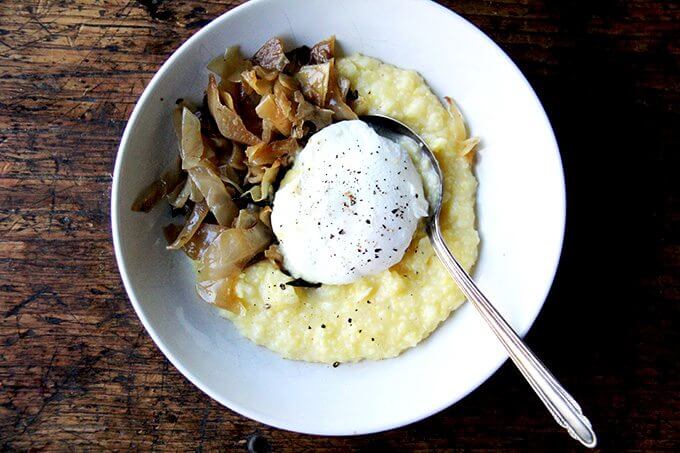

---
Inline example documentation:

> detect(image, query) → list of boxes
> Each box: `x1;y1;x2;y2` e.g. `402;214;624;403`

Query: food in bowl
132;37;479;364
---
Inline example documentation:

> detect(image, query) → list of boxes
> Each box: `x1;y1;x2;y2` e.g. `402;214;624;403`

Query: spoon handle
428;225;597;448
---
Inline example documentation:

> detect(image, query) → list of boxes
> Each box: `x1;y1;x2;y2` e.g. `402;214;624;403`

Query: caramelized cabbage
232;206;260;229
309;36;335;64
261;118;275;143
460;137;480;159
131;164;183;212
245;164;265;185
228;143;247;171
217;164;243;193
167;201;209;250
255;94;292;136
188;165;238;226
201;136;220;167
241;68;274;96
182;223;225;260
234;83;264;137
251;37;289;71
444;96;466;142
273;79;295;122
130;180;167;212
218;87;237;111
207;46;252;83
198;215;272;280
259;205;272;227
338;77;350;100
259;160;281;201
168;177;191;208
327;91;358;120
243;160;281;202
188;177;205;203
277;73;299;92
254;66;280;81
196;216;273;312
208;135;232;154
196;278;239;311
179;108;203;169
172;100;196;141
295;61;330;107
246;137;298;166
326;59;358;120
207;74;261;145
445;96;479;159
293;90;333;131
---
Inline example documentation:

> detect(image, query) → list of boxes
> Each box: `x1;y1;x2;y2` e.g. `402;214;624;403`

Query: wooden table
1;0;677;450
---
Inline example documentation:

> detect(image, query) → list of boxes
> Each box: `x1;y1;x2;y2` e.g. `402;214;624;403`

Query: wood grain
0;0;678;450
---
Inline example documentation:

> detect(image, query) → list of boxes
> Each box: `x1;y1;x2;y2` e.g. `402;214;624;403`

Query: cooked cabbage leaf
207;74;261;145
167;201;209;250
188;165;238;226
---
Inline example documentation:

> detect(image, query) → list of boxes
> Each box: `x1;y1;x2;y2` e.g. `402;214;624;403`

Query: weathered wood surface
0;0;677;450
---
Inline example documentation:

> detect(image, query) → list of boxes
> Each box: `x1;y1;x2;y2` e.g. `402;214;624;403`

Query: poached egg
271;120;428;285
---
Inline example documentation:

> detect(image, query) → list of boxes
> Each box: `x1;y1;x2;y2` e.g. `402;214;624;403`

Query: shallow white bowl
112;0;565;435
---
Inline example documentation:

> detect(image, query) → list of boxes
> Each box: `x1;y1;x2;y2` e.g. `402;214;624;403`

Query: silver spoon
362;114;597;448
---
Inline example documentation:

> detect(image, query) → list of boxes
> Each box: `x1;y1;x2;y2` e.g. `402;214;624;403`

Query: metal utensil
362;114;597;448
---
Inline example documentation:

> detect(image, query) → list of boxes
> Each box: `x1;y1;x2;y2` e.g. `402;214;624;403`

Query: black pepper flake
279;283;286;290
365;219;371;224
321;324;326;329
333;361;340;368
308;326;312;329
348;318;352;323
264;303;271;309
375;248;382;253
371;337;375;341
339;229;345;235
367;300;371;304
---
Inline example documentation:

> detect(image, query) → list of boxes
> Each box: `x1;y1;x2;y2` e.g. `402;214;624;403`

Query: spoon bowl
362;114;598;449
361;114;444;220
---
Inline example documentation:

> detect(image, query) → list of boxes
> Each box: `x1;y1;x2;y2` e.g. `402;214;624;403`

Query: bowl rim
111;0;565;435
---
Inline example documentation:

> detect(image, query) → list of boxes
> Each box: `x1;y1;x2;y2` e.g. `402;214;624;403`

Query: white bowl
112;0;565;435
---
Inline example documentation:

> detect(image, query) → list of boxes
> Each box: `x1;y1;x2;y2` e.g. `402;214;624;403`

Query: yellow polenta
220;54;479;363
